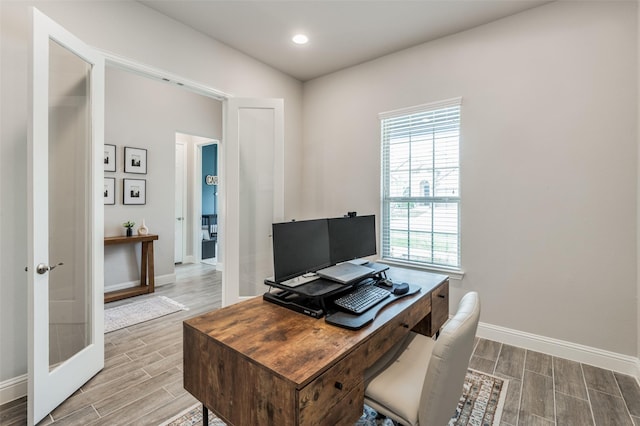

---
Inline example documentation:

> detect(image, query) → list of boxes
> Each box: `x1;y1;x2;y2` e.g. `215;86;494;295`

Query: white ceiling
140;0;551;82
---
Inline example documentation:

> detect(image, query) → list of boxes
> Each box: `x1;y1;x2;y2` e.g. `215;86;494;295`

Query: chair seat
364;332;436;426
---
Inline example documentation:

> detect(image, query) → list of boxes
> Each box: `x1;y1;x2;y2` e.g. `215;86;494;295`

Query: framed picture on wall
104;177;115;205
123;178;146;205
104;144;116;172
124;146;147;174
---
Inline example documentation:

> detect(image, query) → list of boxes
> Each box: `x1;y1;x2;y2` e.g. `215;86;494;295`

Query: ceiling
140;0;551;82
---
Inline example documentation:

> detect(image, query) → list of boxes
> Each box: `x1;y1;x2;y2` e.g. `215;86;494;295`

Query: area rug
104;296;188;333
448;369;508;426
160;369;508;426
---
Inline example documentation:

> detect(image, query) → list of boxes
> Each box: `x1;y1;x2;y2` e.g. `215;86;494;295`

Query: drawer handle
438;294;446;298
401;323;409;328
334;381;343;390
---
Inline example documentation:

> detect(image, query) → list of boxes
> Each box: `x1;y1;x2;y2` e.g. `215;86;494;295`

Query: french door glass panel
239;108;275;297
48;39;92;369
224;98;283;305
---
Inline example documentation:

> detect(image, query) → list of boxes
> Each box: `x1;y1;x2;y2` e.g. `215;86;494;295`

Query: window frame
379;97;463;274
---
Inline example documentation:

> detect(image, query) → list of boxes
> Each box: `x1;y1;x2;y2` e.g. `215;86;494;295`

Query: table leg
148;241;155;292
203;405;208;426
141;241;149;287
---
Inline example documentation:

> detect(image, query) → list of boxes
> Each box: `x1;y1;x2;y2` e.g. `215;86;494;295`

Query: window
380;98;461;269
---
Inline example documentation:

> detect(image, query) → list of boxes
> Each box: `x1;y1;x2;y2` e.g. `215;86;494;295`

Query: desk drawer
412;280;449;337
430;281;449;334
298;352;362;426
360;293;431;368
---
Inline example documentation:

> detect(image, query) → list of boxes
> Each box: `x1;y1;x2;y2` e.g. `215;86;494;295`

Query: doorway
174;133;220;268
199;142;219;267
102;56;282;308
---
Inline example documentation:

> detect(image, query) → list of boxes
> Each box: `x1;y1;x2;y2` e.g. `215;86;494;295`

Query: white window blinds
380;98;461;269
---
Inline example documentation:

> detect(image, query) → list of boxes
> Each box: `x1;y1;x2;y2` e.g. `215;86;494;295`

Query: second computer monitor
328;215;376;264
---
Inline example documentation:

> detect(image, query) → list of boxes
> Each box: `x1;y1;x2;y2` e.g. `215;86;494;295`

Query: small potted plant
123;221;135;237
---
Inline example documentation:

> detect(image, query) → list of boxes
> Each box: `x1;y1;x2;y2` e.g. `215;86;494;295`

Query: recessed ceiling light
292;34;309;45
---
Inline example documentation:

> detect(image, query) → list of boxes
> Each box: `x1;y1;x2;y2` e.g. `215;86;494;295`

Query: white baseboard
1;374;26;405
477;321;640;378
155;274;176;287
183;256;196;264
104;273;176;293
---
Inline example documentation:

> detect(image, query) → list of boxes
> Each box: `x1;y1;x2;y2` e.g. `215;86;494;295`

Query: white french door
223;98;284;305
28;8;104;425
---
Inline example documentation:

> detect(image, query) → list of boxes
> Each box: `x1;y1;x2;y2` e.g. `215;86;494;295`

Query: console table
104;234;158;303
183;269;449;426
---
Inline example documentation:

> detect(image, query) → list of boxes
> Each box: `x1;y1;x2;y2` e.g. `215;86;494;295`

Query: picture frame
103;177;115;205
123;178;146;205
124;146;147;174
104;144;116;172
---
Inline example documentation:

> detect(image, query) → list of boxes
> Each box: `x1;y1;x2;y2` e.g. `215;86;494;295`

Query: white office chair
363;291;481;426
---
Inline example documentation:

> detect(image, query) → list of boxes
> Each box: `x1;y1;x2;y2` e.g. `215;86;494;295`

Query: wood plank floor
470;339;640;426
1;263;639;425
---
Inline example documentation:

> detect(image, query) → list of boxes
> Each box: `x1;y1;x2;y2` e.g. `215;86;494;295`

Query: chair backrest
418;291;480;426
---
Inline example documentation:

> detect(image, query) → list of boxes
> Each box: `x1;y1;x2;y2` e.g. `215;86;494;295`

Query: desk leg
203;405;208;426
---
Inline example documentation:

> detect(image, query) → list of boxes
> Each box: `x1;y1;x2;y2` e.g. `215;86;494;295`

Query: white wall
302;1;638;356
0;0;302;387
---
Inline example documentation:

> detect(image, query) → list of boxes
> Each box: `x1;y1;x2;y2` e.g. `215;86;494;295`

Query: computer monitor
328;215;376;264
272;219;332;283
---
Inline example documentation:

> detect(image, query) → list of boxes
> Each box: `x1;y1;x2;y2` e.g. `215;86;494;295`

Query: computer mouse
393;282;409;295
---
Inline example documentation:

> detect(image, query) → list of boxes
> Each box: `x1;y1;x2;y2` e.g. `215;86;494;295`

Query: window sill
377;259;465;280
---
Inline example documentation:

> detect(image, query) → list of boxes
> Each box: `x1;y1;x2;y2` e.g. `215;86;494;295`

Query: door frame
99;50;231;101
99;51;231;270
98;53;286;307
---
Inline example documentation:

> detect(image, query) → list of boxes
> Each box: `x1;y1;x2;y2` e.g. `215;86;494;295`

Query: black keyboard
333;285;391;314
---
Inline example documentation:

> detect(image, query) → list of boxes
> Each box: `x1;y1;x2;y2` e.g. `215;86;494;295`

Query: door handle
177;217;183;221
36;262;64;275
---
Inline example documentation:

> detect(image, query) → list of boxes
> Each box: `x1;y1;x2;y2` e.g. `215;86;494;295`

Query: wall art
123;178;146;205
104;177;115;205
104;144;116;172
124;146;147;174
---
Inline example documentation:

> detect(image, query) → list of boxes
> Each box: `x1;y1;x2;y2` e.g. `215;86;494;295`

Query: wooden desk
183;269;449;426
104;234;158;303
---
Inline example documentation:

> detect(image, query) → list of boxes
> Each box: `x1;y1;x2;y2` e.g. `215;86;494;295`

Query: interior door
28;8;104;425
175;142;186;263
223;98;284;305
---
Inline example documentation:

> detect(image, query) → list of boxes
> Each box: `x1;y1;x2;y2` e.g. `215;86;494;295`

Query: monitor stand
263;291;325;318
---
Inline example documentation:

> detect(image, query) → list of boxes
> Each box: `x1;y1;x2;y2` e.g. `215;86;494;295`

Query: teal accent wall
202;144;218;215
